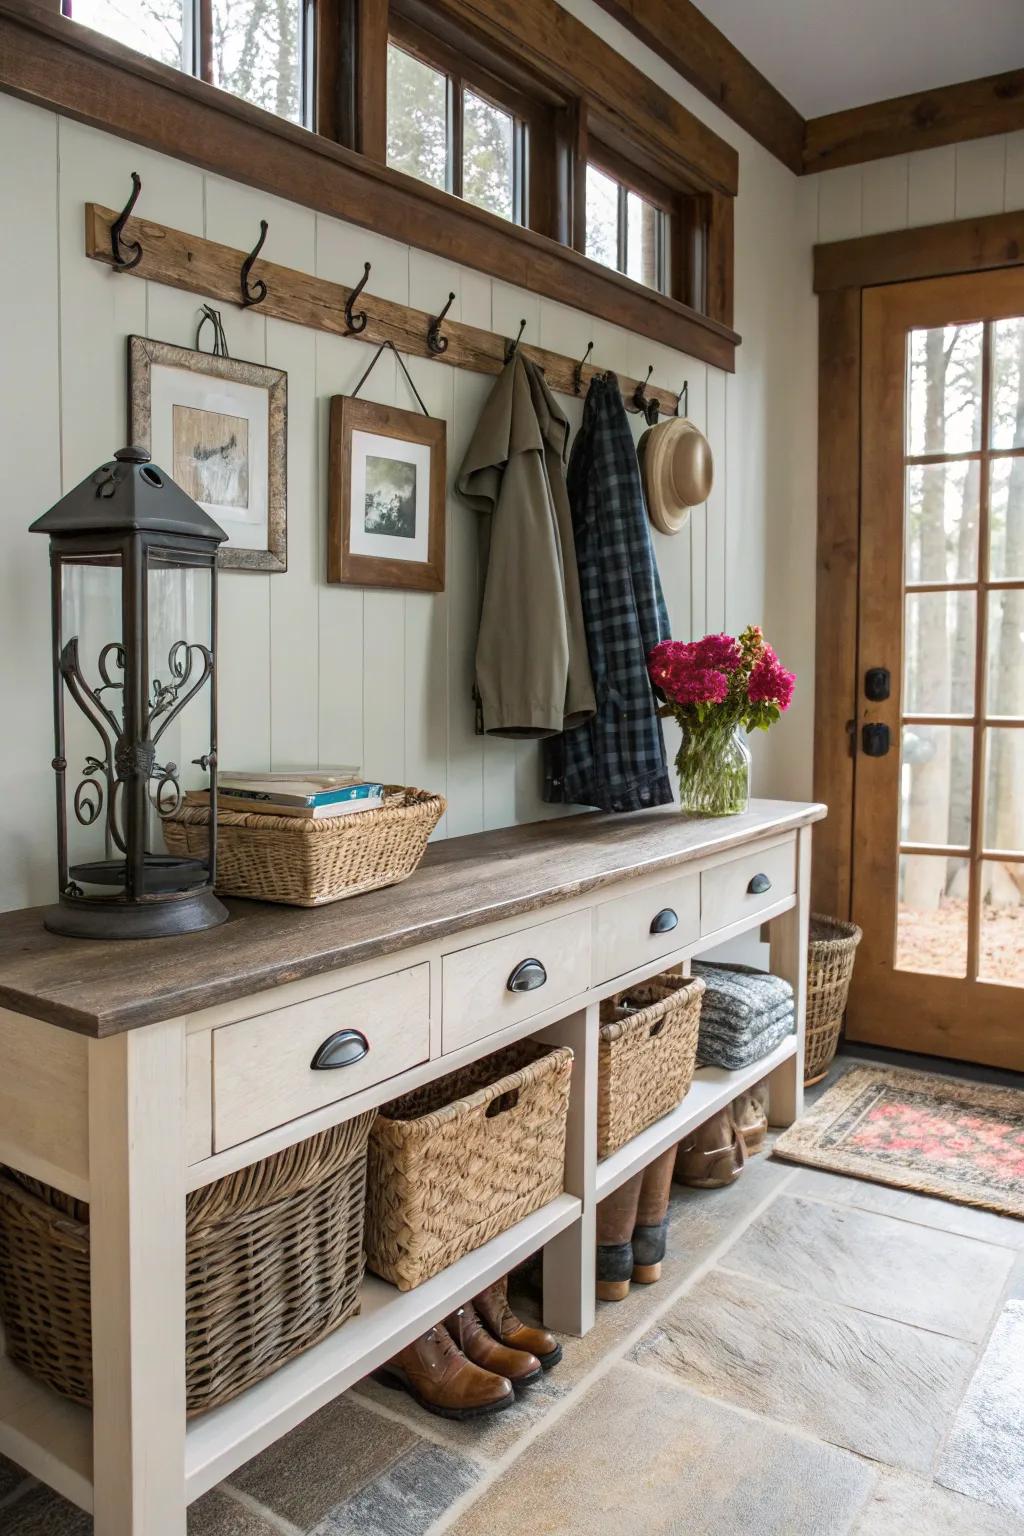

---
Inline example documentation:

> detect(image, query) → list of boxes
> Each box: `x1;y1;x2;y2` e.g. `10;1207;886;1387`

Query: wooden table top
0;800;825;1036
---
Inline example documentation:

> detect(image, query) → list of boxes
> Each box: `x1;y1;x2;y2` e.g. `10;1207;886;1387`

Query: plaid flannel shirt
543;373;673;812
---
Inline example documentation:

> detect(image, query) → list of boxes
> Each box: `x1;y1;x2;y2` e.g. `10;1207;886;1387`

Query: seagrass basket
364;1040;573;1291
597;973;705;1158
163;786;446;906
804;914;862;1086
0;1112;374;1415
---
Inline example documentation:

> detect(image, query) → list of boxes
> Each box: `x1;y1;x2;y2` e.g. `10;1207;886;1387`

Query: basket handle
649;908;678;934
485;1088;521;1117
310;1029;370;1070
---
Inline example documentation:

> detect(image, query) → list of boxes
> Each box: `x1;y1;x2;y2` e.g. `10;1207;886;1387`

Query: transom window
584;148;673;295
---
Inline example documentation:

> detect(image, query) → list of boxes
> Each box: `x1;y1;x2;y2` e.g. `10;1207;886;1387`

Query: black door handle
862;722;891;757
310;1028;370;1070
747;873;772;895
507;958;547;993
650;908;679;934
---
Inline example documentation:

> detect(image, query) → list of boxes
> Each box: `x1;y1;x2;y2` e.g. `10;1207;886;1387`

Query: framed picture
328;396;446;592
127;335;287;572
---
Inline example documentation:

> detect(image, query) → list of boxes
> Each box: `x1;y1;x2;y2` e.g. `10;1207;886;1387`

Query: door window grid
585;162;668;295
897;318;1024;985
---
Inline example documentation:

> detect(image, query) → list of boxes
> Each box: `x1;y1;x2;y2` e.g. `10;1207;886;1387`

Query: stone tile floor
3;1052;1023;1534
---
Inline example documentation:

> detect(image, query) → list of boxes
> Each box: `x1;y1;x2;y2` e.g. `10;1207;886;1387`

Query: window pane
897;854;969;976
387;44;448;191
904;461;979;583
903;590;976;714
906;324;983;456
989;456;1024;580
586;164;619;271
463;90;514;221
985;728;1024;853
63;0;187;70
626;190;661;291
901;725;973;848
991;316;1024;449
210;0;303;122
987;590;1024;719
979;862;1024;985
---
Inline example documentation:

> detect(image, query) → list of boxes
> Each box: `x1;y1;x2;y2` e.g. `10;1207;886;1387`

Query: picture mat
348;429;432;565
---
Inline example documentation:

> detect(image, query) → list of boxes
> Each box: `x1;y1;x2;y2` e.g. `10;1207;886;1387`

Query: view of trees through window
585;162;665;293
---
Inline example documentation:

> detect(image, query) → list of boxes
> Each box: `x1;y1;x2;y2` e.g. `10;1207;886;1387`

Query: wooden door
849;268;1024;1070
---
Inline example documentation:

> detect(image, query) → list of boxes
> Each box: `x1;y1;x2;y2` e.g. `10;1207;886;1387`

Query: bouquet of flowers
647;627;795;816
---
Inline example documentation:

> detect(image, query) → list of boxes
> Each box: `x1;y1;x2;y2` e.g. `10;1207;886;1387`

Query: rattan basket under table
364;1040;573;1292
163;786;446;906
0;1112;375;1415
804;914;863;1086
597;973;705;1158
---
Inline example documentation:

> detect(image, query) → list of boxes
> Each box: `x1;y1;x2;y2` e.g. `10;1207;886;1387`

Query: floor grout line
348;1380;496;1464
219;1483;305;1536
781;1183;1024;1252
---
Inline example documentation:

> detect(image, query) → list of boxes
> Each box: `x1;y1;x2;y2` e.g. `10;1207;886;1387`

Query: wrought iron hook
240;220;269;308
427;291;456;354
345;262;372;334
677;380;689;418
110;171;143;272
632;365;660;426
504;318;527;363
573;341;594;395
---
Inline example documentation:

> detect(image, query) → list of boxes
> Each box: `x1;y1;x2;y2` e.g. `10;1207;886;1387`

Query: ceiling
691;0;1024;118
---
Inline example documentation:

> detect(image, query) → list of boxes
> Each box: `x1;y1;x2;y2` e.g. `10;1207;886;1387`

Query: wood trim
705;191;734;330
804;69;1024;175
0;3;739;369
815;210;1024;294
354;0;388;160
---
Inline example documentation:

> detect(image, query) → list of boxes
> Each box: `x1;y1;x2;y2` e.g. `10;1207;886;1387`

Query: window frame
583;140;677;296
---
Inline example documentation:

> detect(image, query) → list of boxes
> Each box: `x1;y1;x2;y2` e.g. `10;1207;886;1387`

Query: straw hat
638;416;714;535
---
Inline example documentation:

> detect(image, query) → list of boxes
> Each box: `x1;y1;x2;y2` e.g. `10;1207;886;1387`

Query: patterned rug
773;1064;1024;1219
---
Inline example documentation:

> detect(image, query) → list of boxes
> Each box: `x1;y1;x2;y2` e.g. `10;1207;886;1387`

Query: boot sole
596;1280;630;1302
632;1262;661;1284
371;1367;514;1420
678;1172;742;1189
537;1343;563;1369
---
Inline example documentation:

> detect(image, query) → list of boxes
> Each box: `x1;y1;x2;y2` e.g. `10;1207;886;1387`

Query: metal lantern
30;446;228;939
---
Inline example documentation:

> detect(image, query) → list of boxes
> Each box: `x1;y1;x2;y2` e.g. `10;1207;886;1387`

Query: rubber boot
595;1171;642;1301
631;1145;676;1284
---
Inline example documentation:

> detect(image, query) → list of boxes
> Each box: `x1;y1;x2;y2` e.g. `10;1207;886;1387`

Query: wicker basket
597;973;705;1158
364;1040;573;1291
163;786;446;906
0;1112;374;1415
804;914;863;1086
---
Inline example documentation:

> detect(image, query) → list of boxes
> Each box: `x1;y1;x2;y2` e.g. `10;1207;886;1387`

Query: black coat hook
110;171;143;271
240;220;269;308
574;341;594;395
427;291;456;354
345;261;372;334
632;365;660;425
504;318;527;362
677;380;689;418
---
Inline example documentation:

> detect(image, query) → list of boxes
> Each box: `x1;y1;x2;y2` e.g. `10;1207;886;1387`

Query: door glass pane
905;461;979;583
626;191;660;291
901;725;973;848
904;590;976;714
211;0;303;121
985;728;1024;852
463;90;514;221
979;862;1024;985
586;164;619;271
897;854;969;976
387;44;448;191
989;456;1024;579
907;324;983;456
63;0;187;70
987;590;1024;718
991;316;1024;449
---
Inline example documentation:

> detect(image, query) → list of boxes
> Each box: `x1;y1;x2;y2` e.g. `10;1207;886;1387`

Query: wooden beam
815;209;1024;293
804;69;1024;174
590;0;804;176
0;2;739;370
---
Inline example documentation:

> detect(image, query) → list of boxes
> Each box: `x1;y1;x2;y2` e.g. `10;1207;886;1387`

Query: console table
0;798;824;1534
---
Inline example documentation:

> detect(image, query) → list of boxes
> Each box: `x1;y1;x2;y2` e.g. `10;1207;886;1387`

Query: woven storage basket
163;786;446;907
0;1112;374;1415
597;973;705;1158
364;1040;573;1291
804;914;863;1085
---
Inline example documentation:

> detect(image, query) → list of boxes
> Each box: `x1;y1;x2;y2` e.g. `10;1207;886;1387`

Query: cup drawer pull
649;907;679;935
310;1029;370;1070
507;958;547;993
747;873;772;895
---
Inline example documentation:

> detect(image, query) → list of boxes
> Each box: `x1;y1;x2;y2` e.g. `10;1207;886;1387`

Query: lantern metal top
29;446;228;543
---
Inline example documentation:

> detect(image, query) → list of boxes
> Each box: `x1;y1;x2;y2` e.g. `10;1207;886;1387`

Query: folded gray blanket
690;961;794;1023
699;995;794;1037
697;1006;796;1070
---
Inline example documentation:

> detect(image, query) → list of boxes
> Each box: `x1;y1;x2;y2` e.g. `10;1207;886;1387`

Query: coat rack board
84;201;685;418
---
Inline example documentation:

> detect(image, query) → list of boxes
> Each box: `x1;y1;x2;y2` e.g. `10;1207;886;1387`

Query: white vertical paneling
1006;131;1024;211
955;136;1008;220
446;367;490;837
861;156;909;235
705;368;727;633
817;165;863;242
908;145;957;227
687;369;709;639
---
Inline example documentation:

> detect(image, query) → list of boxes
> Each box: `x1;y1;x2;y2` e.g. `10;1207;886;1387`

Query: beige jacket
456;355;595;738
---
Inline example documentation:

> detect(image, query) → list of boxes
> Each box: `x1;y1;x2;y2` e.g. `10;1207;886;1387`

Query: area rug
773;1064;1024;1219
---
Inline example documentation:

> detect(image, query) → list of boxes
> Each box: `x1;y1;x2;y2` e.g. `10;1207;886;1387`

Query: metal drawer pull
310;1028;370;1070
507;958;547;993
747;873;772;895
650;907;678;935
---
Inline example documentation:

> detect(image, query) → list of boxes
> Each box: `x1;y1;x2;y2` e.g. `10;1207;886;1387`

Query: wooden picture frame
328;396;446;592
127;335;288;573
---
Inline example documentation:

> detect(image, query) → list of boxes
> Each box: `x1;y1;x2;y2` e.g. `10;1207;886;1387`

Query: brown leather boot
595;1172;643;1301
632;1146;676;1284
732;1080;769;1155
374;1323;513;1419
674;1108;747;1188
444;1301;542;1389
474;1276;562;1370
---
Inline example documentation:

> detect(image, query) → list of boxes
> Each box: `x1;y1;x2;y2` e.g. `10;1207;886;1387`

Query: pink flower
748;648;795;711
693;633;742;673
647;640;730;707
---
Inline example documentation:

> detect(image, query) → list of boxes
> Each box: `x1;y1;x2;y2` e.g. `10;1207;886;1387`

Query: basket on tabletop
804;914;862;1086
597;972;705;1158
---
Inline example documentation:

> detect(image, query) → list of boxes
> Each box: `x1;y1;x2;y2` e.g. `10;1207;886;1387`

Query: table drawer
442;911;590;1054
211;964;430;1151
700;839;796;936
593;872;700;984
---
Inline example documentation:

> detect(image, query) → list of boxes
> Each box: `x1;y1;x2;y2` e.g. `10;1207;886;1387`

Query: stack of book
185;771;386;821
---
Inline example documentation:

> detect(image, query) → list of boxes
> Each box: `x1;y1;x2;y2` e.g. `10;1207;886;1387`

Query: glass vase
675;722;751;817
